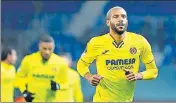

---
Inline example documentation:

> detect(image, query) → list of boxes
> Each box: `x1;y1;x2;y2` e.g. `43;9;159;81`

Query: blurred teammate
1;47;17;102
15;35;69;102
53;54;83;102
77;6;158;102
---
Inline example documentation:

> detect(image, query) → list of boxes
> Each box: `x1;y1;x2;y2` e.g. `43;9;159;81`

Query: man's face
39;42;54;61
107;8;128;35
8;49;17;65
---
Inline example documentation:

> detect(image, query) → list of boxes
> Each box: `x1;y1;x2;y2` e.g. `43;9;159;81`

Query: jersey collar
1;61;14;70
107;32;128;48
37;51;54;65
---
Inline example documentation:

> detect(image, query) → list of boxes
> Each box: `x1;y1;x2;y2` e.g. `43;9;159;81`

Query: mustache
115;22;125;27
115;21;125;27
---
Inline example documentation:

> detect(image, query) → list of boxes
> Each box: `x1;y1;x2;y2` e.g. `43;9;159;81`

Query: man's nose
45;50;50;54
118;20;123;23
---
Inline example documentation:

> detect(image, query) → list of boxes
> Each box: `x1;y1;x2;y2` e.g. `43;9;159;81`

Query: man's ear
106;20;110;27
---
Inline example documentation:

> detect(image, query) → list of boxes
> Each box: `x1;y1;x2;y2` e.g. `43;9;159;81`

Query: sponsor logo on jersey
105;58;136;70
106;58;135;65
33;74;54;79
107;65;134;70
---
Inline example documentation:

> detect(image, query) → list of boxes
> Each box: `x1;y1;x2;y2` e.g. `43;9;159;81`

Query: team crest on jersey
52;68;57;72
130;47;137;54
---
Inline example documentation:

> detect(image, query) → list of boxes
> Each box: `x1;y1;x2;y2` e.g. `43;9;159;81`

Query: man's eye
113;15;119;18
122;15;126;18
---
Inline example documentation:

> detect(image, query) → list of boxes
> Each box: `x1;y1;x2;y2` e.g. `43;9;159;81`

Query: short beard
42;56;49;63
110;22;126;35
114;28;125;35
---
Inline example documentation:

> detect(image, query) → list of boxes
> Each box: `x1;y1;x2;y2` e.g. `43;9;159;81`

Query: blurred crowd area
1;1;176;101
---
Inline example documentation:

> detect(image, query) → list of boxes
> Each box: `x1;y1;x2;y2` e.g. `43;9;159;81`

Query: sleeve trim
80;59;91;64
145;59;154;64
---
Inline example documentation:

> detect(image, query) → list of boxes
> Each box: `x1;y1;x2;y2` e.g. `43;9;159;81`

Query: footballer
15;35;69;102
1;47;17;102
77;6;158;102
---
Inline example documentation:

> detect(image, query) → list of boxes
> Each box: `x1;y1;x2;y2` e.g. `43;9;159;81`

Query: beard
110;21;127;35
42;54;50;62
42;57;49;61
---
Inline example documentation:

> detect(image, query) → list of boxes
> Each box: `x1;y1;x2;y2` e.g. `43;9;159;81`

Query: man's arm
140;60;158;79
140;36;158;80
15;56;29;93
14;56;35;102
77;38;102;86
51;60;69;90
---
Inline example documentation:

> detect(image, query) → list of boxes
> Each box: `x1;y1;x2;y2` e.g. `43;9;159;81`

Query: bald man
77;6;158;102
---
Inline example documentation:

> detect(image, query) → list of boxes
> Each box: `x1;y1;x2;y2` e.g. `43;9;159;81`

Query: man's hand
84;73;103;86
124;69;143;81
22;90;35;102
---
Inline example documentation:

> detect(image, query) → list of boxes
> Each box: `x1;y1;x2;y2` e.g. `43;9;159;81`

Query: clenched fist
124;69;143;81
84;73;103;86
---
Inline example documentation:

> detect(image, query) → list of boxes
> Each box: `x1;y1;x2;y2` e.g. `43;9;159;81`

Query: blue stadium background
1;1;176;101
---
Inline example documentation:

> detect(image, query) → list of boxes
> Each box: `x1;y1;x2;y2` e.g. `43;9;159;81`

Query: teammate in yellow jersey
1;47;17;102
53;54;83;102
77;6;158;102
15;35;69;102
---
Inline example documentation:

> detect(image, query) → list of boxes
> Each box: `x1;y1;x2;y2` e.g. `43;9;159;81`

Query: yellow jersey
1;61;16;102
15;51;69;102
53;68;83;102
77;32;158;102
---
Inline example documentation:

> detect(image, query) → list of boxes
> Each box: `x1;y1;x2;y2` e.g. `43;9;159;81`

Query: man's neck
2;60;10;65
110;30;126;43
42;58;48;64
